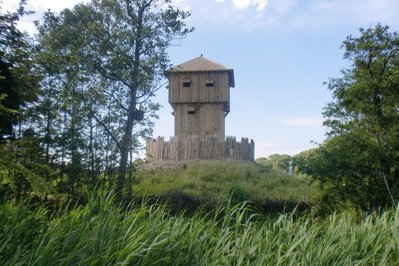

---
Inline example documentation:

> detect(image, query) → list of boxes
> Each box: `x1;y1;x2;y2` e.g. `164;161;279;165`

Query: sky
3;0;399;158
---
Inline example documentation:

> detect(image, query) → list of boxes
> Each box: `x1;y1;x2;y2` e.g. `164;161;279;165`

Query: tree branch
78;86;122;150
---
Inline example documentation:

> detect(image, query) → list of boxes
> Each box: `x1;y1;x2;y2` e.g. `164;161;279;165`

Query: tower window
205;78;214;87
183;78;191;87
187;105;196;114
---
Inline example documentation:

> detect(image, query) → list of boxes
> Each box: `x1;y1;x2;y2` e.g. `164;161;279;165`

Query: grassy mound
134;160;318;204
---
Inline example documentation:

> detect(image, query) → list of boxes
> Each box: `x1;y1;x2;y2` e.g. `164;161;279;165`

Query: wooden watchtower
165;55;235;140
146;55;254;161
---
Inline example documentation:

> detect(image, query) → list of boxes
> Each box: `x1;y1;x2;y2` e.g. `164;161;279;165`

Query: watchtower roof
166;55;235;87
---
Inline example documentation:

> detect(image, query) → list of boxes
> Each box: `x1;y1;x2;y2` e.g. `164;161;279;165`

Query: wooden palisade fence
146;136;255;161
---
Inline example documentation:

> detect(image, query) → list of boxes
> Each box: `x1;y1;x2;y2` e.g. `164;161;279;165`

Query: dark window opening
187;105;196;115
205;78;214;87
183;78;191;87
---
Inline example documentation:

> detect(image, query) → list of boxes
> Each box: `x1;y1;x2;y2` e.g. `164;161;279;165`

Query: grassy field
4;161;395;265
133;160;317;204
1;195;398;265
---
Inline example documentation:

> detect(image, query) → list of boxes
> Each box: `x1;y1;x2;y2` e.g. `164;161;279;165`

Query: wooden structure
146;55;255;161
167;54;234;140
147;136;255;161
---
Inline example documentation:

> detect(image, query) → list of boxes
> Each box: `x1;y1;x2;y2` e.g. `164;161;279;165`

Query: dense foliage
1;196;398;265
295;24;399;210
0;0;38;141
0;0;192;200
256;154;292;173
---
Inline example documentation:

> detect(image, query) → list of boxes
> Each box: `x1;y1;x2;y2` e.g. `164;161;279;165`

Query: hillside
134;160;317;204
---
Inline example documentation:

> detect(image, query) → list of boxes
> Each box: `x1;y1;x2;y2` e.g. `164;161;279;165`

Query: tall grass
1;195;398;265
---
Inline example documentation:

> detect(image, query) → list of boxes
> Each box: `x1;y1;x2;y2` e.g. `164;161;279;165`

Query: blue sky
4;0;399;158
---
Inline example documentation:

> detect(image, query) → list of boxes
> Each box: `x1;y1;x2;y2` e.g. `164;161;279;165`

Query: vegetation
1;1;399;263
134;160;316;204
1;195;398;265
256;154;292;173
0;0;38;141
295;24;399;211
0;0;192;200
1;1;397;213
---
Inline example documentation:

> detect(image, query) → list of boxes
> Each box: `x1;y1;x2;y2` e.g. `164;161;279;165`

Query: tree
256;154;291;173
0;0;38;141
36;0;193;199
0;1;52;199
295;24;399;210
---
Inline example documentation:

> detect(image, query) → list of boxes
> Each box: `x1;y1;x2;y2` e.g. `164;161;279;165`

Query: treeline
0;0;192;200
2;1;399;213
294;24;399;211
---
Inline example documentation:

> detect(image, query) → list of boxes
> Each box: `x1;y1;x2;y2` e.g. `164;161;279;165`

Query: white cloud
256;0;267;11
231;0;268;12
2;0;90;13
196;0;399;32
28;0;90;12
2;0;90;34
233;0;251;10
282;118;324;127
7;0;399;33
173;0;191;11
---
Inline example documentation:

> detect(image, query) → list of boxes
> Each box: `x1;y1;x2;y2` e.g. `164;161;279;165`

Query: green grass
1;195;399;265
134;160;317;204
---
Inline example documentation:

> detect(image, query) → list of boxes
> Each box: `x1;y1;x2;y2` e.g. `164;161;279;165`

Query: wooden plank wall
168;71;230;104
174;103;225;140
146;136;255;162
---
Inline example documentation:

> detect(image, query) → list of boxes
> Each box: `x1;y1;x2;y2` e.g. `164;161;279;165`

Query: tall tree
295;24;399;210
0;1;53;199
36;0;192;199
0;0;37;140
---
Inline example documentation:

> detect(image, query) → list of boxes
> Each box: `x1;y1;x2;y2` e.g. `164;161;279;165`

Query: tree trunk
115;3;147;201
89;115;96;190
116;95;136;200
